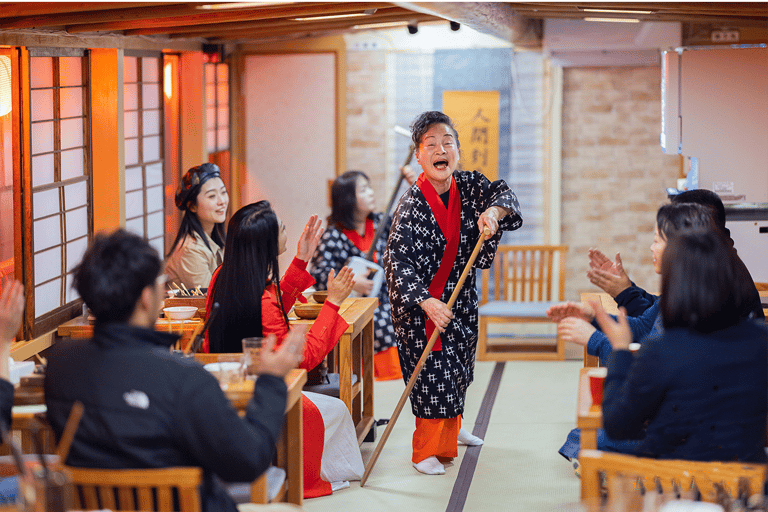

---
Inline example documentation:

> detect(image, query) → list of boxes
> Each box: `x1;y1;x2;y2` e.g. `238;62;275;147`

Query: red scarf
342;218;378;263
417;173;461;351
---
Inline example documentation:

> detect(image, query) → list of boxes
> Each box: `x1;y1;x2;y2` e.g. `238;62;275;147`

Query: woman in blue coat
595;229;767;462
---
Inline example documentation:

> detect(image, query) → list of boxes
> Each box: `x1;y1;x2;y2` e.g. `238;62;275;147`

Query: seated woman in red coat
595;228;767;463
205;200;363;498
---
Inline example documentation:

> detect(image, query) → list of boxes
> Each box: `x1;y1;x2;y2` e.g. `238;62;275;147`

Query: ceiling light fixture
584;17;641;23
580;7;653;14
352;21;409;30
293;12;369;22
198;2;288;10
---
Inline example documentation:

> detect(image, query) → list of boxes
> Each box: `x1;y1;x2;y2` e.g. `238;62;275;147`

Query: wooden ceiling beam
193;12;439;40
67;2;391;34
0;3;198;30
0;3;158;18
128;6;409;36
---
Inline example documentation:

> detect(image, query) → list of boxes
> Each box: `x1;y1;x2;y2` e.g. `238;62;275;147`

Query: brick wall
345;50;389;211
561;65;680;301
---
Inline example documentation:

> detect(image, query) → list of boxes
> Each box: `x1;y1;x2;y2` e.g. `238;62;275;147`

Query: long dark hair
207;201;290;353
328;170;374;230
661;230;748;333
167;210;225;258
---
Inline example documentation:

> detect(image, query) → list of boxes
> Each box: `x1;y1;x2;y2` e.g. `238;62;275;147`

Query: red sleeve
261;283;291;346
278;257;315;311
299;302;349;370
202;267;222;353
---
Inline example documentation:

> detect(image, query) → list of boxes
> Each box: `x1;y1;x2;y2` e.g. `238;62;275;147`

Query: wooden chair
477;245;568;361
580;449;767;502
65;466;203;512
579;292;619;368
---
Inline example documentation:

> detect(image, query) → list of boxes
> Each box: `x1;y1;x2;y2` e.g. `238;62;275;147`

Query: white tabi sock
458;427;484;446
412;456;445;475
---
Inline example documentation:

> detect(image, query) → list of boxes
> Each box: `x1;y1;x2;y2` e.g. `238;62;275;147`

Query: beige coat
165;232;223;290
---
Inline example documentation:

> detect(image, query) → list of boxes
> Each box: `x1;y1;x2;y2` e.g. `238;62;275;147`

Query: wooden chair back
580;449;766;502
481;245;568;304
65;466;203;512
579;292;619;367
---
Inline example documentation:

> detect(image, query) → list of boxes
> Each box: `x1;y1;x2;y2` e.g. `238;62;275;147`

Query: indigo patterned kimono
310;212;396;354
383;170;522;419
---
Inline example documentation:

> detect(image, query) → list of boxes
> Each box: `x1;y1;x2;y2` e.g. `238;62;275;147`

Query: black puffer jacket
45;323;286;512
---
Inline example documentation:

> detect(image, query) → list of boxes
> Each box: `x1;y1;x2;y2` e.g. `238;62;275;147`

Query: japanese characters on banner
442;91;500;181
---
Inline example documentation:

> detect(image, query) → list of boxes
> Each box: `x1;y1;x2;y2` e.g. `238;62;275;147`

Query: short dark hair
73;229;162;324
661;230;748;333
656;203;715;241
670;189;727;232
411;111;460;149
329;170;372;231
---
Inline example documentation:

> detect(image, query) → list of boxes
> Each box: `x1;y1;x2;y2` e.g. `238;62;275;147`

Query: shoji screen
28;49;91;329
124;53;165;258
205;62;229;154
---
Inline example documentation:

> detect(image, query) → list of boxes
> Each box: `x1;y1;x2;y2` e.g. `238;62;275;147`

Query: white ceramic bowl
163;306;197;320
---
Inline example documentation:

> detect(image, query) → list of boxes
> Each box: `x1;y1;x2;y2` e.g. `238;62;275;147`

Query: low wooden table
290;297;377;445
577;367;602;451
223;369;306;506
57;315;203;350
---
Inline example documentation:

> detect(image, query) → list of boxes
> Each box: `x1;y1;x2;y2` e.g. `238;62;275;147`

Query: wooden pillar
90;48;124;232
179;52;205;176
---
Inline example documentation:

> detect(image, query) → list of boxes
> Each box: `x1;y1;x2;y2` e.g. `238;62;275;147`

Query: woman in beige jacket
165;163;229;291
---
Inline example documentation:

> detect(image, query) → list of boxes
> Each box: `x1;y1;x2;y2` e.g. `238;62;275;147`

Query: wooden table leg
338;333;352;414
361;319;374;424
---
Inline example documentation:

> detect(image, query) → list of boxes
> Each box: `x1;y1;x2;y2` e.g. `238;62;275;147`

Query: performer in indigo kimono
383;111;523;475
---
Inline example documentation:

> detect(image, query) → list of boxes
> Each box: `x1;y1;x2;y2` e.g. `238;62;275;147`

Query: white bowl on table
163;306;198;320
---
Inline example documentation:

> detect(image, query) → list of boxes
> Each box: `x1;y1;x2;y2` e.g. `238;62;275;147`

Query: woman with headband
166;163;229;291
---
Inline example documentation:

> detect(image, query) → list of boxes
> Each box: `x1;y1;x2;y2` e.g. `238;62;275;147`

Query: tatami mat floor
302;360;584;512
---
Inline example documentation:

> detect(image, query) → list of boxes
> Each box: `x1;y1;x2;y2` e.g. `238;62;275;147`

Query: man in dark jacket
44;229;305;512
0;279;24;504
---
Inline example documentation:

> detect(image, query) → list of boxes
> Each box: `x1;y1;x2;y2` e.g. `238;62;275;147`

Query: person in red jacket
206;200;363;498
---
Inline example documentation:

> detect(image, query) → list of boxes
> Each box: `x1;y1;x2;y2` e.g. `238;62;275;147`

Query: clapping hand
586;248;631;298
546;301;595;323
0;279;24;345
556;317;597;347
326;267;355;306
296;215;323;263
258;326;308;377
591;300;632;350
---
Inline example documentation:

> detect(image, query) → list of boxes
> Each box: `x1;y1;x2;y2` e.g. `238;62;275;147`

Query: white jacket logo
123;390;150;410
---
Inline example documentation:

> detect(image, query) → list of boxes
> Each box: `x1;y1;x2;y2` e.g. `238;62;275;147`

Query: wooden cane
360;227;490;487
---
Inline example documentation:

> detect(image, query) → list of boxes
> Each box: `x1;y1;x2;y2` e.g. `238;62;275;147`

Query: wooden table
290;297;377;445
221;369;306;506
577;367;602;451
57;315;203;350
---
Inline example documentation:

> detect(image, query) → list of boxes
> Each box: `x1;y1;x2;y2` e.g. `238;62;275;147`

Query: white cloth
303;391;364;483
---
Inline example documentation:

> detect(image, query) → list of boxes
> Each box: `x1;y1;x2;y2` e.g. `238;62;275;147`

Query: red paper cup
587;368;607;407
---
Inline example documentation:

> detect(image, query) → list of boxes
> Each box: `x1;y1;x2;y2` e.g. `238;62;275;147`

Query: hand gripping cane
360;228;491;486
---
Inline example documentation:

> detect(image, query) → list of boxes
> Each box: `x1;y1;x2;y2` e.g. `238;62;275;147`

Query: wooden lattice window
124;53;165;258
205;62;229;153
27;48;91;335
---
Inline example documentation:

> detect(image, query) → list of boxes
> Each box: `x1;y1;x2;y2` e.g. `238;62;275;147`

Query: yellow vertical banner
443;91;499;181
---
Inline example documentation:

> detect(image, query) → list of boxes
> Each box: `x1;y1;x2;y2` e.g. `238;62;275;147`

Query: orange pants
374;346;403;381
412;416;460;463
